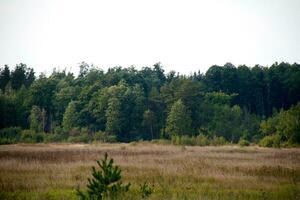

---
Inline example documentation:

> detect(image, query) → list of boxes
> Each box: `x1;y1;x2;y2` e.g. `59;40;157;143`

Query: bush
195;135;209;146
20;130;44;143
0;138;16;145
210;136;226;146
44;133;68;143
171;135;226;146
259;134;281;148
0;127;22;142
180;135;196;146
67;133;90;143
76;153;130;199
171;135;180;145
93;131;117;143
238;139;250;147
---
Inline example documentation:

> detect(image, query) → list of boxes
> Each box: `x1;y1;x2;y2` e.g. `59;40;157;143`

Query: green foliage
0;65;10;92
165;100;192;137
139;182;154;198
259;103;300;146
44;133;68;143
259;134;281;148
76;153;130;200
20;130;44;143
142;109;156;140
204;91;236;105
93;131;117;143
210;136;227;146
62;101;79;132
105;97;122;136
1;62;300;146
0;127;22;141
238;139;250;147
171;135;225;146
29;105;46;133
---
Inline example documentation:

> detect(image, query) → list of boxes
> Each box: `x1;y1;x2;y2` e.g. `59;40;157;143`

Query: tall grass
0;143;299;199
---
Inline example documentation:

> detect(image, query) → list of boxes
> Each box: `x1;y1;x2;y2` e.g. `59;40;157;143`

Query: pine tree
165;99;192;137
0;65;10;92
76;153;130;200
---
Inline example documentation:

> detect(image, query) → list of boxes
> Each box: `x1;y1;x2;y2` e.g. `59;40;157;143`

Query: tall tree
142;109;156;139
105;97;122;137
165;99;192;137
11;63;26;90
0;65;10;92
62;101;79;132
29;106;46;133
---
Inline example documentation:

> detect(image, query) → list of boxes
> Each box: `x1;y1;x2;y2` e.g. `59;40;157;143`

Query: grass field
0;142;300;200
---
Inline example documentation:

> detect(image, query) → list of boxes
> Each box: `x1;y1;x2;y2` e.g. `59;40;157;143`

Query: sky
0;0;300;76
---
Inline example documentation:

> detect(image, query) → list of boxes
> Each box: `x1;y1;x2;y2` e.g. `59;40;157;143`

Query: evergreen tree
11;63;27;90
76;153;130;200
0;65;10;92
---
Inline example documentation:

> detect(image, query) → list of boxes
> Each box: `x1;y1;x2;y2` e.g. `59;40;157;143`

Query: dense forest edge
0;62;299;147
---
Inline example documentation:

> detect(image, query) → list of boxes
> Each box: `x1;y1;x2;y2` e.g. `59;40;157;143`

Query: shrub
20;130;44;143
0;127;22;142
76;153;130;199
238;139;250;147
0;138;16;145
171;135;181;145
44;133;68;143
68;127;81;136
259;134;281;148
171;135;226;146
93;131;117;143
53;126;64;135
67;134;90;143
180;135;196;146
195;135;209;146
211;136;226;146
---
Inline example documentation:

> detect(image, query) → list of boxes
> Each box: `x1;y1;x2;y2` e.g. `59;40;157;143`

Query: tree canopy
0;62;300;145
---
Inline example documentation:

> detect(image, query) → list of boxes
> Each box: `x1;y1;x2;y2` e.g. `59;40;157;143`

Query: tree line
0;62;299;146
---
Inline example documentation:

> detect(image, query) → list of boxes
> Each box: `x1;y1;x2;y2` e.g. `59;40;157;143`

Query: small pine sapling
76;152;130;200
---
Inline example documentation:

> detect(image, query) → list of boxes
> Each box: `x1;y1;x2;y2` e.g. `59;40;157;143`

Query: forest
0;62;300;147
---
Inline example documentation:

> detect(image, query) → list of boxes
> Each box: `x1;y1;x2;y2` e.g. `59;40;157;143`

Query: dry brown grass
0;143;300;199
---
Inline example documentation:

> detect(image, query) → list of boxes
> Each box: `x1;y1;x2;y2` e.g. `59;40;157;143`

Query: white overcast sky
0;0;300;75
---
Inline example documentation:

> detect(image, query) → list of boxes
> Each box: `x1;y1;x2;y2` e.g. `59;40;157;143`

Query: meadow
0;143;299;200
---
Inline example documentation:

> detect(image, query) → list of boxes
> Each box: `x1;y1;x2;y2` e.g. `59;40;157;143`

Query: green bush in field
76;153;130;200
259;134;281;148
195;135;209;146
0;138;16;144
0;127;22;143
20;130;44;143
93;131;117;143
44;133;68;143
67;134;90;143
238;139;250;147
180;135;196;146
210;136;226;146
171;134;226;146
